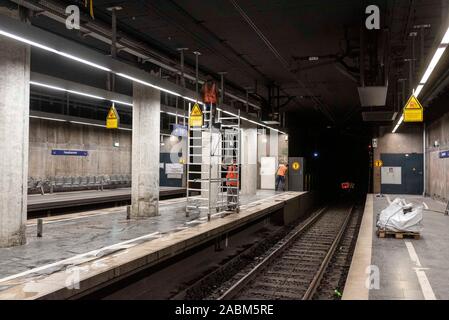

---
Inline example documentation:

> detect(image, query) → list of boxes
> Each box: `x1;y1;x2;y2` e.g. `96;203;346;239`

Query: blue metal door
380;153;423;195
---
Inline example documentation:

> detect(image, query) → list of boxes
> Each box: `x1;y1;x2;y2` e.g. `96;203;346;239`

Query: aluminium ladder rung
188;179;225;182
187;188;211;192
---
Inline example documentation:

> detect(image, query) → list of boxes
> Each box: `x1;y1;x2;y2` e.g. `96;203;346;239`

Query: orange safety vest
226;165;239;186
202;81;218;104
277;165;287;177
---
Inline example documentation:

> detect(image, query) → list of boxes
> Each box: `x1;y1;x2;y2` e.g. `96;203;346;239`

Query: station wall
373;126;423;193
28;118;132;178
28;118;190;185
426;113;449;200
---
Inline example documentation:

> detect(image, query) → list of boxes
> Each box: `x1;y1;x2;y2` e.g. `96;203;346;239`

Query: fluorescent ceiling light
111;99;133;107
164;111;187;118
70;121;106;128
414;84;424;98
419;46;446;84
30;115;67;122
66;89;104;100
184;96;203;104
392;114;404;133
0;30;111;72
393;25;449;133
31;81;104;100
30;81;65;92
441;27;449;45
116;73;181;97
0;30;279;133
0;30;57;52
57;51;111;72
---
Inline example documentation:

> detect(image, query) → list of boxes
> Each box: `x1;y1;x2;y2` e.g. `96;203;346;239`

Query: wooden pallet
377;229;420;240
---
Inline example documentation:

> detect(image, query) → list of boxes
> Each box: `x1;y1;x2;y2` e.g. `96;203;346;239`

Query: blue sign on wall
171;124;188;137
439;150;449;158
51;150;88;156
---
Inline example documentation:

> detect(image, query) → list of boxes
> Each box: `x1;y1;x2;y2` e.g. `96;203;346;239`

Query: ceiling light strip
0;30;111;72
392;25;449;133
1;28;279;133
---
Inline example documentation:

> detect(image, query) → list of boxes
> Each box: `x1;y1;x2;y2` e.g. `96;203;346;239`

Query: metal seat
80;176;88;187
87;176;96;188
62;176;73;189
72;176;81;189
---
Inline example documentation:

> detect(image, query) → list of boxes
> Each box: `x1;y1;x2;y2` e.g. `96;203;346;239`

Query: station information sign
292;161;300;170
374;159;383;167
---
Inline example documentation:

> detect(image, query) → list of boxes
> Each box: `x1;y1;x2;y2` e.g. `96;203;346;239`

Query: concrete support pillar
131;83;160;217
241;125;257;195
0;13;30;247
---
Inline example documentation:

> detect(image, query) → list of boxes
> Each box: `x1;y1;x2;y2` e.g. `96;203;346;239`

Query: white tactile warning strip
404;241;436;300
342;194;373;300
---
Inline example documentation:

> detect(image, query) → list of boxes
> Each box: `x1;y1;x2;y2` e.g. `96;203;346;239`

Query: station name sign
439;151;449;158
51;150;88;156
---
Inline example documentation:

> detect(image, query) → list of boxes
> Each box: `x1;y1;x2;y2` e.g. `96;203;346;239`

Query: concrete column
0;12;30;247
131;83;160;217
241;125;257;195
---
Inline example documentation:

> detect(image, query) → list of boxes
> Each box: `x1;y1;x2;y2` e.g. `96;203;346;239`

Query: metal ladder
186;103;241;220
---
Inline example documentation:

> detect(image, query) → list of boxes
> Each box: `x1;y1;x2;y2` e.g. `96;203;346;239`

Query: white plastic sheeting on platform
377;198;423;232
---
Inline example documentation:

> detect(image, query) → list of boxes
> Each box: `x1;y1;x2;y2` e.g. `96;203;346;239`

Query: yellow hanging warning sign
106;104;120;129
189;103;203;127
403;95;423;122
292;161;300;170
374;160;383;167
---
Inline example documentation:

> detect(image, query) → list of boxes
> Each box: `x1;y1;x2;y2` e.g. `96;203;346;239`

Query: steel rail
217;206;328;300
302;205;354;300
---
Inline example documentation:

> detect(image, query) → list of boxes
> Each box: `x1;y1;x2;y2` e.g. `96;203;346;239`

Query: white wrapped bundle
377;198;423;233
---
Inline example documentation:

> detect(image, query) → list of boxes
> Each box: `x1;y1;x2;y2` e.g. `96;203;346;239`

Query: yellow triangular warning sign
190;103;202;116
107;106;118;119
403;95;423;122
106;104;120;129
404;95;423;110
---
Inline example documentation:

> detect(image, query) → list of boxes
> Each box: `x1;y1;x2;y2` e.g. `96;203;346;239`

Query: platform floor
343;194;449;300
0;190;284;282
27;187;186;212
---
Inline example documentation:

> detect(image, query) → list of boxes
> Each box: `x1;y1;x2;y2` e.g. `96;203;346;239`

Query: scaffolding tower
186;103;241;220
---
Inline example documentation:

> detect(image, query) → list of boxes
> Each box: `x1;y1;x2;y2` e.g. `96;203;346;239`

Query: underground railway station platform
344;194;449;300
3;0;449;312
0;190;313;299
27;187;186;213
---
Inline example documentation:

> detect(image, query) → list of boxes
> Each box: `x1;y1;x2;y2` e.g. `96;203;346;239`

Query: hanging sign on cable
106;103;120;129
403;95;423;122
189;103;203;127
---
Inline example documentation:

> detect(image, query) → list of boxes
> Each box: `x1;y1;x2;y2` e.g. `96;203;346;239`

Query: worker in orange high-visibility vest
275;163;289;191
226;160;239;210
201;75;219;128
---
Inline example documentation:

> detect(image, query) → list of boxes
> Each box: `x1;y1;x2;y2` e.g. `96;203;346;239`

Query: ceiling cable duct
9;0;261;111
228;0;335;123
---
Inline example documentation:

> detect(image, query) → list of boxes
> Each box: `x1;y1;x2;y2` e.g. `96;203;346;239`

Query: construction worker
226;160;239;210
275;163;289;191
201;75;219;128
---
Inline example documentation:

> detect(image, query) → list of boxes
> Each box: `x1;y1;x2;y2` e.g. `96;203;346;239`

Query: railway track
215;204;356;300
